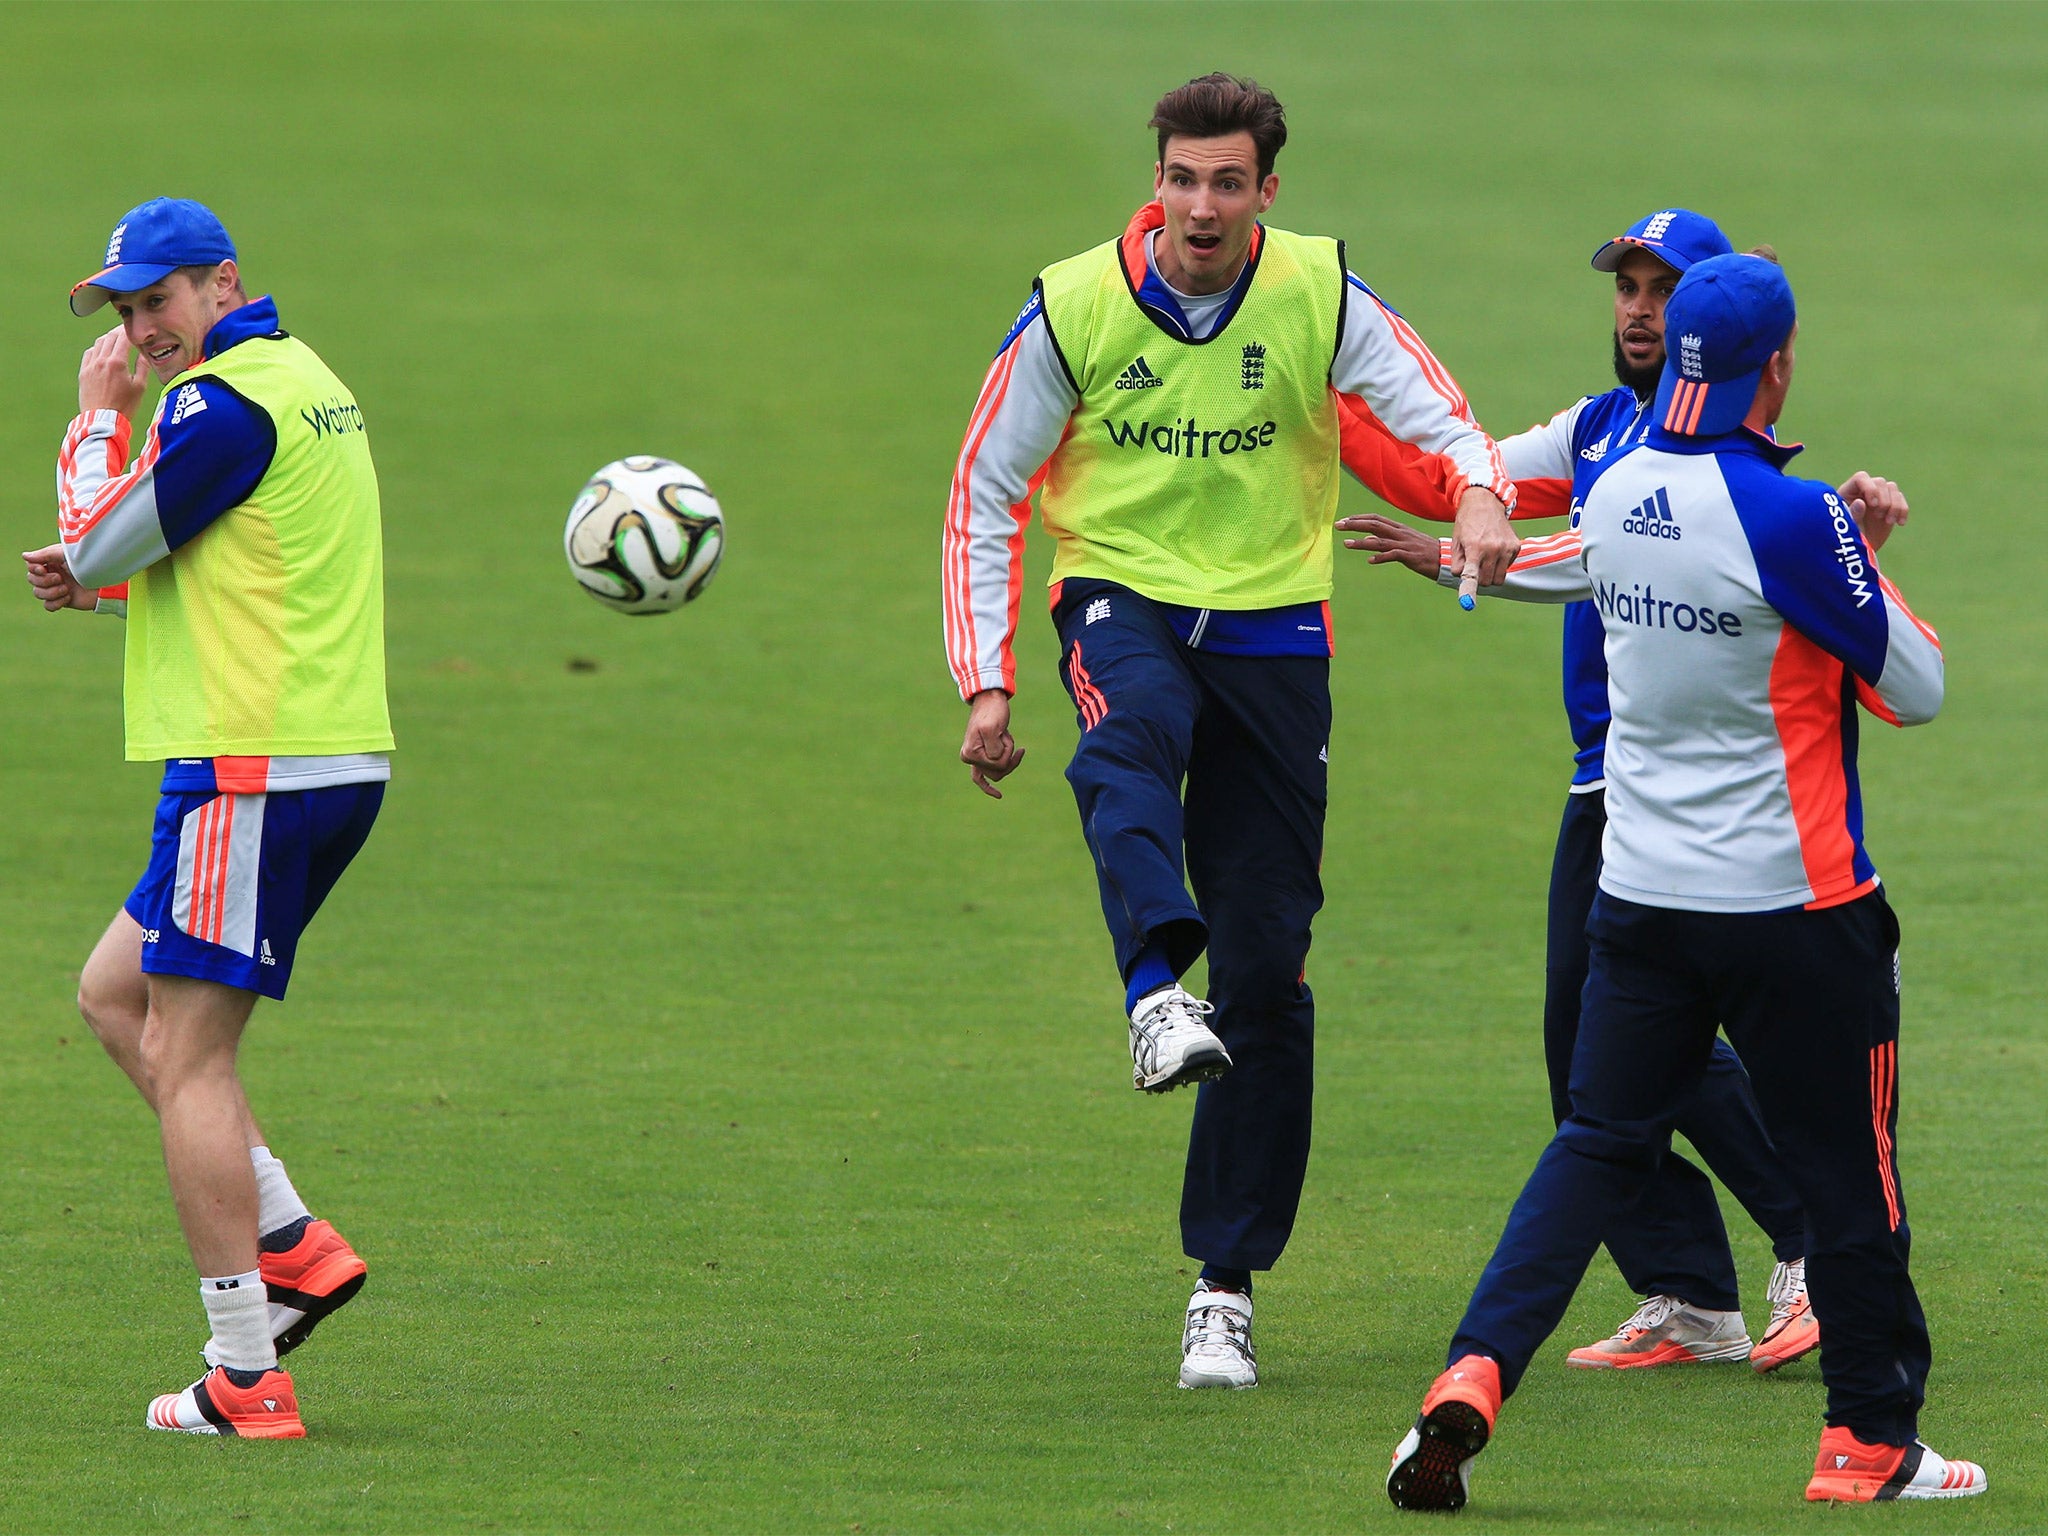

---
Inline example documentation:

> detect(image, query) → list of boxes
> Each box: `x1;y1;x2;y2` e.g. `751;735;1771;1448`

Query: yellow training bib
1036;224;1345;609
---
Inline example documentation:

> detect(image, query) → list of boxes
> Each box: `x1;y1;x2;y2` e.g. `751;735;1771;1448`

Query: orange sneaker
1387;1355;1501;1512
1750;1259;1820;1373
1565;1295;1751;1368
262;1217;368;1356
1805;1427;1987;1501
146;1365;306;1438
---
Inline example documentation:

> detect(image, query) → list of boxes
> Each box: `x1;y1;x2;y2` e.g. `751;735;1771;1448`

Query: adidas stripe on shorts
124;783;384;1000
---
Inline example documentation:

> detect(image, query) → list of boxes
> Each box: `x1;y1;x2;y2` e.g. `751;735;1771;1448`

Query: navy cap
1590;208;1733;275
70;198;236;316
1651;254;1797;437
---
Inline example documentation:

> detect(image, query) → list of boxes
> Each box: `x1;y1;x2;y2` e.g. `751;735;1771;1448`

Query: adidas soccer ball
563;457;725;614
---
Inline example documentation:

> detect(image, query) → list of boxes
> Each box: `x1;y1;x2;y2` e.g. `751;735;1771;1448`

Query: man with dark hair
1336;215;1856;1379
1150;70;1289;176
1376;253;1983;1511
942;73;1519;1390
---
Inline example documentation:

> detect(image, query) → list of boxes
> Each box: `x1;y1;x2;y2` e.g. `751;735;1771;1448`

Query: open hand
1337;512;1443;578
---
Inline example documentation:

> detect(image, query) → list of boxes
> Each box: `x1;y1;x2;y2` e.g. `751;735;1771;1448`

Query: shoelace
1132;993;1216;1068
1765;1259;1807;1325
1185;1301;1253;1361
1615;1294;1679;1338
1134;992;1215;1039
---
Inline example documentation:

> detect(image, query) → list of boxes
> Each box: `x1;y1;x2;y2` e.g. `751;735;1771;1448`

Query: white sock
201;1270;278;1373
250;1145;312;1239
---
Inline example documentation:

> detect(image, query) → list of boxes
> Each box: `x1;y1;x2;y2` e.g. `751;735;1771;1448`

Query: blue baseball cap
1590;208;1733;274
70;198;236;316
1651;254;1797;437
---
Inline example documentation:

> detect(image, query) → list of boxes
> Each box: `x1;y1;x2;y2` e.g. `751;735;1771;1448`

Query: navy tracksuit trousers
1054;579;1328;1271
1546;790;1806;1310
1454;889;1930;1446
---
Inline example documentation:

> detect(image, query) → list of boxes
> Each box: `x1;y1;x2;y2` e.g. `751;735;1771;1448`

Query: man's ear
1258;173;1279;212
1153;161;1165;196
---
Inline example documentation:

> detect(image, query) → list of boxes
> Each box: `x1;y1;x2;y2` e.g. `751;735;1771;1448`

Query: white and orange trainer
1750;1258;1820;1373
263;1216;368;1356
203;1217;369;1367
146;1365;306;1439
1387;1354;1501;1512
1805;1426;1987;1501
1565;1294;1750;1369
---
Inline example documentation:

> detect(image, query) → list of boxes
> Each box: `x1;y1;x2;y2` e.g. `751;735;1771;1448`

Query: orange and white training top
1456;424;1942;913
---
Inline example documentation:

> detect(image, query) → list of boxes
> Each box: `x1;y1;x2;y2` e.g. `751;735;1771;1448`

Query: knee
1555;1114;1667;1174
1205;917;1311;1006
134;1013;172;1079
77;965;140;1047
136;1013;204;1092
137;999;244;1093
1210;955;1305;1009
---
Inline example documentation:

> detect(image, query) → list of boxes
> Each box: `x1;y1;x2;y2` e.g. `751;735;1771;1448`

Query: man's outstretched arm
1330;273;1519;584
1338;512;1592;603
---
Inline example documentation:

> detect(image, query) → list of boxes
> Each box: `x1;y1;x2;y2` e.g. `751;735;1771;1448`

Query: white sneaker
1179;1284;1256;1389
1130;986;1231;1093
1564;1294;1751;1368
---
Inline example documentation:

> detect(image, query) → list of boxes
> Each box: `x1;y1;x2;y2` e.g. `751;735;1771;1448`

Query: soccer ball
563;457;725;614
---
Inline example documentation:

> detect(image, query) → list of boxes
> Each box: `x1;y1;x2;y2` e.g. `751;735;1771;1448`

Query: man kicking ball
942;74;1517;1390
25;198;391;1437
1376;255;1984;1508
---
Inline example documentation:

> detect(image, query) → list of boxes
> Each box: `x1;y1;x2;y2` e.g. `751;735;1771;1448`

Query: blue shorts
124;782;384;1001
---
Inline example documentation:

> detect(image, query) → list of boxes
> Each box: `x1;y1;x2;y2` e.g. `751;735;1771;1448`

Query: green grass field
3;2;2044;1529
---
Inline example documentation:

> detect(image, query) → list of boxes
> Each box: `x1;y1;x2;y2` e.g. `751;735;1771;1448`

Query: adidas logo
1622;487;1681;540
1580;433;1611;463
260;938;276;966
169;384;207;426
1836;1455;1850;1469
263;1398;280;1412
1114;356;1163;390
106;222;128;264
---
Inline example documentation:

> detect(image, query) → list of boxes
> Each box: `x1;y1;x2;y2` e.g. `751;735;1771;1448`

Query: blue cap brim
69;261;181;316
1590;236;1687;274
1651;359;1764;437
